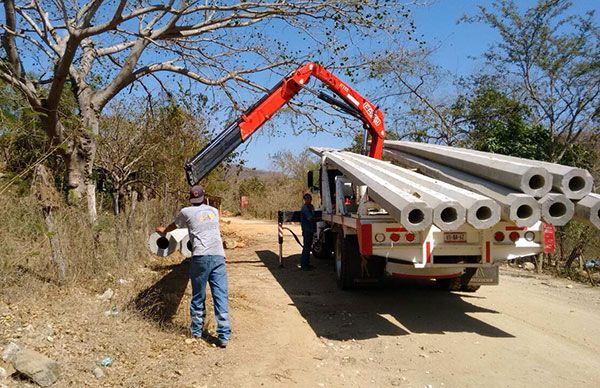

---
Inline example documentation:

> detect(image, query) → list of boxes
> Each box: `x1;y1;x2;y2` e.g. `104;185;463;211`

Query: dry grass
237;176;318;220
0;193;171;299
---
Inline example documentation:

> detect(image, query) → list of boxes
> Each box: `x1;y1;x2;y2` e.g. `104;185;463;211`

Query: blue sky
239;0;598;170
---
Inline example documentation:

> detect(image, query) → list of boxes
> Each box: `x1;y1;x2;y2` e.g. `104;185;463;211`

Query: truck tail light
509;231;520;242
494;231;505;242
390;233;400;242
524;231;535;241
405;233;415;242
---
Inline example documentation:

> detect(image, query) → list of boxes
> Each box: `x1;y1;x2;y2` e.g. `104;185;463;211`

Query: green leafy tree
464;0;600;162
461;84;551;160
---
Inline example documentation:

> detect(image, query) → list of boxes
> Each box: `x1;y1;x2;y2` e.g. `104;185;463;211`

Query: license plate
444;232;466;243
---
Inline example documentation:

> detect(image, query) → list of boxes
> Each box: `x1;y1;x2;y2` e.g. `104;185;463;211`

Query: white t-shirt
175;204;225;257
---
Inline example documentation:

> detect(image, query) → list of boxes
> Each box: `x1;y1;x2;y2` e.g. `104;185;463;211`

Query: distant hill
224;164;284;180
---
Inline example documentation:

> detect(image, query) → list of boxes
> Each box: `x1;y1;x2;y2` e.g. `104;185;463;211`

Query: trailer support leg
278;210;284;268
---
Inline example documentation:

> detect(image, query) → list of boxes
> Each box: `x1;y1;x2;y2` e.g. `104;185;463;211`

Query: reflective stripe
356;220;373;256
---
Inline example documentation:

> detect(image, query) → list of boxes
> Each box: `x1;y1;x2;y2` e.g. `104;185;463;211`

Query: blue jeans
301;233;313;269
189;255;231;342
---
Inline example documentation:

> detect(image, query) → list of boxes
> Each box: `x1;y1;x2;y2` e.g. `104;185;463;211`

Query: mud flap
466;266;499;286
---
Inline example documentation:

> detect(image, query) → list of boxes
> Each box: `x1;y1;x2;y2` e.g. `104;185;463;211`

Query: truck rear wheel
334;233;361;290
436;271;481;293
435;277;462;291
460;284;481;292
459;268;481;292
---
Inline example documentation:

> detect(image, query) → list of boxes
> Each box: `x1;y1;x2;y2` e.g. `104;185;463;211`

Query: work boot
215;338;228;348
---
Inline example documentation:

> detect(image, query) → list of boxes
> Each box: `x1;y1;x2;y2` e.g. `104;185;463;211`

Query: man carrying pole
156;185;231;348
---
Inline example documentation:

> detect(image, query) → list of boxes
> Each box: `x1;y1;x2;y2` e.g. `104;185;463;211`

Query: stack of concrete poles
147;228;190;257
384;141;598;229
317;150;433;231
340;152;502;230
384;150;542;227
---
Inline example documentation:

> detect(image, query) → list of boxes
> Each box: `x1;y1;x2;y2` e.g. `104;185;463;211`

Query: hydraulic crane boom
185;62;386;186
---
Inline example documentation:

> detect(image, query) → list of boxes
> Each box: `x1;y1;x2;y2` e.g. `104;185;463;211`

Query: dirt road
198;217;600;387
2;216;600;387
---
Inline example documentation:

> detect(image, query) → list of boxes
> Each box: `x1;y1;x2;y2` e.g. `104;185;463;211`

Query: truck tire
459;268;481;292
312;230;334;260
435;277;462;291
436;271;481;293
460;284;481;293
334;233;361;290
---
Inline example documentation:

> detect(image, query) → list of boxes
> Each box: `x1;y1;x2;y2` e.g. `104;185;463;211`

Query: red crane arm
185;62;386;185
238;62;385;157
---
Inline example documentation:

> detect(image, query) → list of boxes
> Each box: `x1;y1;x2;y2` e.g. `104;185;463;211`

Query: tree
460;83;551;160
464;0;600;162
0;0;414;222
96;95;229;215
270;149;319;185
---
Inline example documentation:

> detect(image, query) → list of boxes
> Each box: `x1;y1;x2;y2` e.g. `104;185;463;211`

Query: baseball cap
189;185;205;204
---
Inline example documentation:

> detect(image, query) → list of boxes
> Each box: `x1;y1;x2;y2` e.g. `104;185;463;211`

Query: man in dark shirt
300;193;316;271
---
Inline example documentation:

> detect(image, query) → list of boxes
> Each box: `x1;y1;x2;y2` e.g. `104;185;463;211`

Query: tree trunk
125;190;138;261
113;190;120;215
32;164;67;284
65;109;99;223
564;247;582;270
43;208;67;284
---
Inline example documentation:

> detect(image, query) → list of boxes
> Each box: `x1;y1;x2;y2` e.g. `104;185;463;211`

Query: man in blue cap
156;185;231;348
300;193;316;271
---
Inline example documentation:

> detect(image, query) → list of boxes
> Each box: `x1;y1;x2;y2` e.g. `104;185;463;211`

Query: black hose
283;227;304;248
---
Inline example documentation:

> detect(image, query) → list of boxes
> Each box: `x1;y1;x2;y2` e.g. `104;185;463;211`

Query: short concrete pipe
385;141;552;197
420;143;594;200
538;193;574;226
342;152;465;231
575;193;600;229
147;228;188;257
147;232;176;257
323;151;432;231
180;234;193;257
385;150;541;228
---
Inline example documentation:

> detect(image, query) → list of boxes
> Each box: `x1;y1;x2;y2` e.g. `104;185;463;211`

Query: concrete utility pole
538;193;574;226
386;141;553;198
575;194;600;229
418;143;593;199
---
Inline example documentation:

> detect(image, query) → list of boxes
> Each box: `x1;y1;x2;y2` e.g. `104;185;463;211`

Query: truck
185;62;554;292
